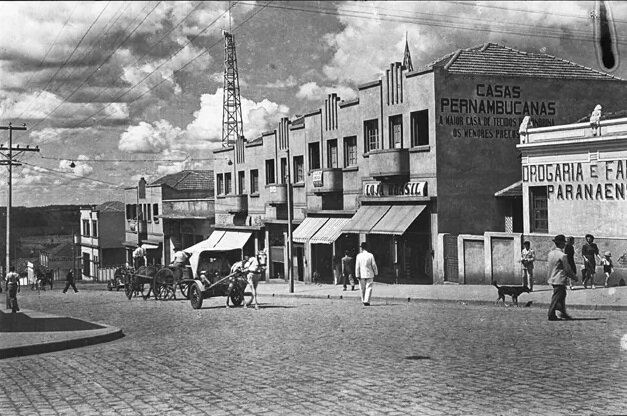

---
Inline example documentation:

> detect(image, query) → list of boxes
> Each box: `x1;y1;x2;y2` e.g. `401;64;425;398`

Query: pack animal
493;282;531;307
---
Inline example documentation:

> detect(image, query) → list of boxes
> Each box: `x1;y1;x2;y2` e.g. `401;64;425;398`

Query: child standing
601;251;614;288
521;241;535;291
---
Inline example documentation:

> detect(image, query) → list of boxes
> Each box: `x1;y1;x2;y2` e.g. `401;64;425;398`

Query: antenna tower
222;30;243;147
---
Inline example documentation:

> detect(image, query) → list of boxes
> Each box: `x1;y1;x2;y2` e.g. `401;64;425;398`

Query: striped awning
342;205;390;234
310;217;352;244
292;217;328;243
369;205;426;235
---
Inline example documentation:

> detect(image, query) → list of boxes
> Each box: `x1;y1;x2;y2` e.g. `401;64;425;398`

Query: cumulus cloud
185;88;290;143
321;1;614;85
60;155;94;178
264;75;298;89
118;120;183;153
296;82;357;102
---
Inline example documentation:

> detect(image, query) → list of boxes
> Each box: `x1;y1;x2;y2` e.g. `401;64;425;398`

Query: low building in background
78;201;126;281
123;170;214;267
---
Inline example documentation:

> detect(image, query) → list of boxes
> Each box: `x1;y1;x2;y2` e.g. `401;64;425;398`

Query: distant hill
0;205;82;264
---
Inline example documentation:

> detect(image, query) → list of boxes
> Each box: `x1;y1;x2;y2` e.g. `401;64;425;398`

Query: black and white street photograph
1;1;627;415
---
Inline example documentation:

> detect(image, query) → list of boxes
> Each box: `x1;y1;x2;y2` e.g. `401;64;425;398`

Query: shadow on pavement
0;311;105;332
405;355;431;360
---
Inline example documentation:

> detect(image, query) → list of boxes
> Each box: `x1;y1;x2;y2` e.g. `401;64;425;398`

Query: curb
0;328;125;359
265;293;627;311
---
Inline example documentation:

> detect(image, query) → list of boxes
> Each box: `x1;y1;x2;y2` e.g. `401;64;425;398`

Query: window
530;186;548;233
224;172;232;195
293;156;304;183
410;110;429;146
280;158;287;184
265;159;275;184
250;169;259;194
344;136;357;167
238;171;246;194
82;219;90;236
217;174;224;195
364;119;379;152
83;253;90;277
153;204;159;223
389;115;403;148
327;139;338;168
145;203;151;221
308;143;320;170
91;220;98;237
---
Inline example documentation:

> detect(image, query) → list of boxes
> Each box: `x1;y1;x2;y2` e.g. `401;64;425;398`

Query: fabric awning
183;231;225;255
494;180;522;197
141;243;160;250
212;231;252;251
342;205;391;233
293;217;329;243
310;217;352;244
369;205;427;235
122;240;139;248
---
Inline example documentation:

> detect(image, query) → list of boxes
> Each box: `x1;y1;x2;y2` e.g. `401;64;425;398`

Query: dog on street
493;282;531;307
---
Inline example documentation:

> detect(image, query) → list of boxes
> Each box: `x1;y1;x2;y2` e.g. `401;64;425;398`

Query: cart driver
133;246;147;269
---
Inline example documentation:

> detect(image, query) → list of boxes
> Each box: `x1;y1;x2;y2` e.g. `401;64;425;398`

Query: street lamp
285;148;294;293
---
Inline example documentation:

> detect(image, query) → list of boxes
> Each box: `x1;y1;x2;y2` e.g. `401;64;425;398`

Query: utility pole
0;123;38;272
285;147;294;293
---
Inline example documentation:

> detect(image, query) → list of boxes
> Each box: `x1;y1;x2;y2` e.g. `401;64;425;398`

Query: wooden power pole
0;123;39;272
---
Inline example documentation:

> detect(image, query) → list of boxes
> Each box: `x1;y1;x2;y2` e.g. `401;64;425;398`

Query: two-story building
213;42;627;285
123;170;214;267
78;201;126;280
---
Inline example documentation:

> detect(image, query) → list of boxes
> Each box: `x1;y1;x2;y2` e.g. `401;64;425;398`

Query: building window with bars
293;156;304;183
250;169;259;194
217;174;224;195
280;158;287;184
389;114;403;148
410;109;429;147
265;160;275;184
238;171;246;194
344;136;357;167
225;172;232;195
308;142;320;170
327;139;338;168
364;119;379;152
530;186;548;233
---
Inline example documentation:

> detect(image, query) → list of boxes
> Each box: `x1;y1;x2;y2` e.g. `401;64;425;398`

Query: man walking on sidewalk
547;234;575;321
63;269;78;294
355;242;378;306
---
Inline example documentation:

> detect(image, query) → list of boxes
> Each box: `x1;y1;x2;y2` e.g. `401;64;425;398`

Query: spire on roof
403;32;413;72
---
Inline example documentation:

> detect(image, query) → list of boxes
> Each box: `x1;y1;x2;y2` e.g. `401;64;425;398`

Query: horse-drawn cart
123;265;193;300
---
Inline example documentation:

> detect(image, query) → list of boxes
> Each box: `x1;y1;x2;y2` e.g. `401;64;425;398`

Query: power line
29;1;162;130
20;161;125;188
15;1;113;123
63;1;245;131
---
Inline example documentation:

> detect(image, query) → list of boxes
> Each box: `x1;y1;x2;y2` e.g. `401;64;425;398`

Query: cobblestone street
1;286;626;415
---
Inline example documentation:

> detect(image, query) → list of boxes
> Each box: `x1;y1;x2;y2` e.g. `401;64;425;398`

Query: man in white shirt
355;242;378;306
133;246;147;269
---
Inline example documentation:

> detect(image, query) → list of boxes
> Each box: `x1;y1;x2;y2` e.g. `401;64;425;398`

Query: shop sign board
312;171;323;187
363;181;427;197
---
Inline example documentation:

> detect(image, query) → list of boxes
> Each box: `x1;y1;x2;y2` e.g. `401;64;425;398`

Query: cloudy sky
1;1;626;207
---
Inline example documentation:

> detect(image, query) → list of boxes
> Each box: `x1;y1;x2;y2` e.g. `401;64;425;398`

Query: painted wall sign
312;170;323;187
523;160;627;200
439;83;557;139
363;181;428;197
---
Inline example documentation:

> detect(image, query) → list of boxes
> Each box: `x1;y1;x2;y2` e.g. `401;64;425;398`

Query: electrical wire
29;1;162;130
15;1;113;123
20;161;126;188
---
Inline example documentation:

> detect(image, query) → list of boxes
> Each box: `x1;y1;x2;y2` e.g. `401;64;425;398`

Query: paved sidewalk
256;280;627;311
1;280;624;359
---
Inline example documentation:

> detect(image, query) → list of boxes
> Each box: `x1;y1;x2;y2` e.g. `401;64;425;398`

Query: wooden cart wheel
190;283;203;309
125;276;134;299
179;282;190;300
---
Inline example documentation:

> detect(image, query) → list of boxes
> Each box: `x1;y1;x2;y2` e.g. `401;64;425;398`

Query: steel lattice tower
222;31;243;148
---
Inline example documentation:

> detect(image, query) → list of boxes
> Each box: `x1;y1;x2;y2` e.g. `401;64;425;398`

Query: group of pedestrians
521;233;614;292
337;242;378;307
3;266;79;313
